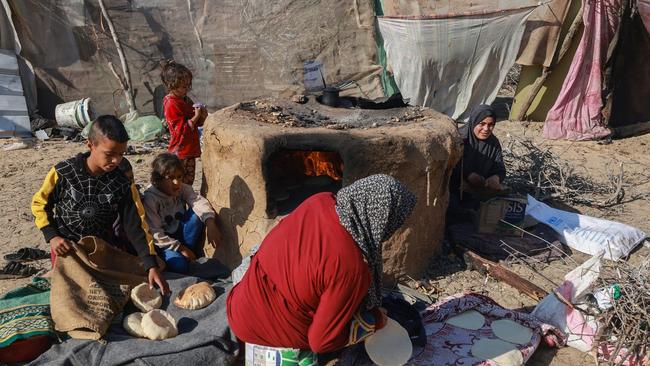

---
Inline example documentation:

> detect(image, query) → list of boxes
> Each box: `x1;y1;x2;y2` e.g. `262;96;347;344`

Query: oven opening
266;149;344;217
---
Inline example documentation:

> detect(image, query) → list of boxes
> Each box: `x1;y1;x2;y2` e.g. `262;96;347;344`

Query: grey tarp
6;0;383;118
377;6;536;120
30;272;237;366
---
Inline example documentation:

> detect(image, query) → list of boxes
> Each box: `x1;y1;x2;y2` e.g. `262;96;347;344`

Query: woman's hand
466;173;485;188
485;175;501;190
374;307;388;330
148;267;170;295
206;218;221;250
178;245;197;262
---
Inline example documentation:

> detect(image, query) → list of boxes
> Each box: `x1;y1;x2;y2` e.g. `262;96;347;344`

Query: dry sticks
502;137;617;208
594;257;650;365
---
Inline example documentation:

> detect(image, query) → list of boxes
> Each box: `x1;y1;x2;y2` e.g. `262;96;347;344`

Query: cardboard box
477;195;527;236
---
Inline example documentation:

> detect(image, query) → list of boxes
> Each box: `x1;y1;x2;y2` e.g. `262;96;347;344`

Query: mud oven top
201;97;462;283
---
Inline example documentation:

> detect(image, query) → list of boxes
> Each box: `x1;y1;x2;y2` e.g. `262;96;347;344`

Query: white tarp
378;8;535;120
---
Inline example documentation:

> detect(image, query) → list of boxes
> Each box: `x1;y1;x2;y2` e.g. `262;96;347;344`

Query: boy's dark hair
160;59;192;92
151;153;185;185
89;115;129;143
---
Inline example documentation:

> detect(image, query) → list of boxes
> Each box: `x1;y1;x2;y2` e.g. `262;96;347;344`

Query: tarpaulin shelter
511;0;650;140
0;0;569;126
0;0;385;120
2;0;645;140
374;0;545;120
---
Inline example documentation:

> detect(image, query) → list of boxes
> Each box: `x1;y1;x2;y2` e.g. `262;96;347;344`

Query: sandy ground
0;121;648;365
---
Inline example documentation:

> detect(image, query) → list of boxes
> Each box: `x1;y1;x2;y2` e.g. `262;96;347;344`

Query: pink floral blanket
407;292;566;366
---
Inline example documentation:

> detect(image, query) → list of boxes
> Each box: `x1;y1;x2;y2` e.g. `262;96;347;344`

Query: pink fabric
558;280;597;349
640;0;650;33
407;292;566;366
599;343;649;365
543;0;621;141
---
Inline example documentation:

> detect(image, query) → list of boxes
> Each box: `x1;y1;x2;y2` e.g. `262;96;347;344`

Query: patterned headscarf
335;174;417;309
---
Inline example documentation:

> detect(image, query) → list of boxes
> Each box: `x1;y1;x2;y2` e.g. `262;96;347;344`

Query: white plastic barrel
55;98;95;129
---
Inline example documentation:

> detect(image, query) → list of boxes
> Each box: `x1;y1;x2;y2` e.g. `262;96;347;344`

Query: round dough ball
471;338;523;366
365;318;413;366
445;310;485;330
131;283;162;312
141;309;178;340
123;312;146;338
491;319;533;345
173;282;217;310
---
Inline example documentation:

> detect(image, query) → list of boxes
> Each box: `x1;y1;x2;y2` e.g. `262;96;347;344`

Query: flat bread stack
123;283;178;341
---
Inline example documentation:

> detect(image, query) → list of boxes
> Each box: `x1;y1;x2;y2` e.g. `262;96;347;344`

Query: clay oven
202;97;462;283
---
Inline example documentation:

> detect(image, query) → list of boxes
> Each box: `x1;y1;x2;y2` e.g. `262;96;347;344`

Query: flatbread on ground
490;319;533;345
364;318;412;366
130;283;162;312
122;312;146;338
174;282;217;310
445;310;485;330
141;309;178;340
471;338;524;366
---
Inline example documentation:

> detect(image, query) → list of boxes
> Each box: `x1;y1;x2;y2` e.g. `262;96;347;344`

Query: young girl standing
160;60;207;185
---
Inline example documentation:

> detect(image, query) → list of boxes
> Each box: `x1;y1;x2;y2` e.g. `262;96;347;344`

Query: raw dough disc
445;310;485;330
123;312;146;338
490;319;533;345
471;338;523;366
364;318;413;366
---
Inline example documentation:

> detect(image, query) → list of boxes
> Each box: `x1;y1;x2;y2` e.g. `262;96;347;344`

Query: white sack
532;253;602;352
526;195;646;261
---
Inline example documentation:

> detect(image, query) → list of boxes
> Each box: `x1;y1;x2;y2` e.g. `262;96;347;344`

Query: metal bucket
55;98;95;129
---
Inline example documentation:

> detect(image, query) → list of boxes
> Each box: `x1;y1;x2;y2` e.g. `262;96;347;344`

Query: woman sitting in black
448;105;506;222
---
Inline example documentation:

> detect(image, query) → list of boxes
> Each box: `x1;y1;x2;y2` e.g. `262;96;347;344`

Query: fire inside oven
266;149;344;217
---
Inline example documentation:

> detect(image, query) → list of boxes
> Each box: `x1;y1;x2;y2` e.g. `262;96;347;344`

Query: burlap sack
50;236;154;340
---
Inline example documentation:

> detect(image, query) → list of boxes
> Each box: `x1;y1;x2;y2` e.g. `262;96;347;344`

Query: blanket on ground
30;272;237;366
0;277;53;347
339;292;566;365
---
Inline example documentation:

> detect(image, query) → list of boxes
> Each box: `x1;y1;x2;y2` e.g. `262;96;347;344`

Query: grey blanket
31;261;237;366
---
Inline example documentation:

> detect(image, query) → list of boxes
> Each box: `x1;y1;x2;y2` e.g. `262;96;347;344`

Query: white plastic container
55;98;95;129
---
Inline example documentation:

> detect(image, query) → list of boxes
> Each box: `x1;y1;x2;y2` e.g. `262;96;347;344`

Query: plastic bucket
55;98;95;129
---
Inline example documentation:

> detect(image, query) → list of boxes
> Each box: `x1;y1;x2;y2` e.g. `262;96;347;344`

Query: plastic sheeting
378;7;535;120
4;0;383;118
543;0;622;140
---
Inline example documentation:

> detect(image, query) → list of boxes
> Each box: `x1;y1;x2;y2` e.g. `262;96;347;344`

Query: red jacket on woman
227;192;371;353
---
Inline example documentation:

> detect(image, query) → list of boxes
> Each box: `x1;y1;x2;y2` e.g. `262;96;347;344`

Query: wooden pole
98;0;137;114
463;250;548;302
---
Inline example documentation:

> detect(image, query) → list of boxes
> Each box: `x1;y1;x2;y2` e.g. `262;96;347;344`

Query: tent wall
7;0;384;118
516;0;572;67
607;13;650;131
381;0;536;15
379;9;535;120
510;0;582;121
